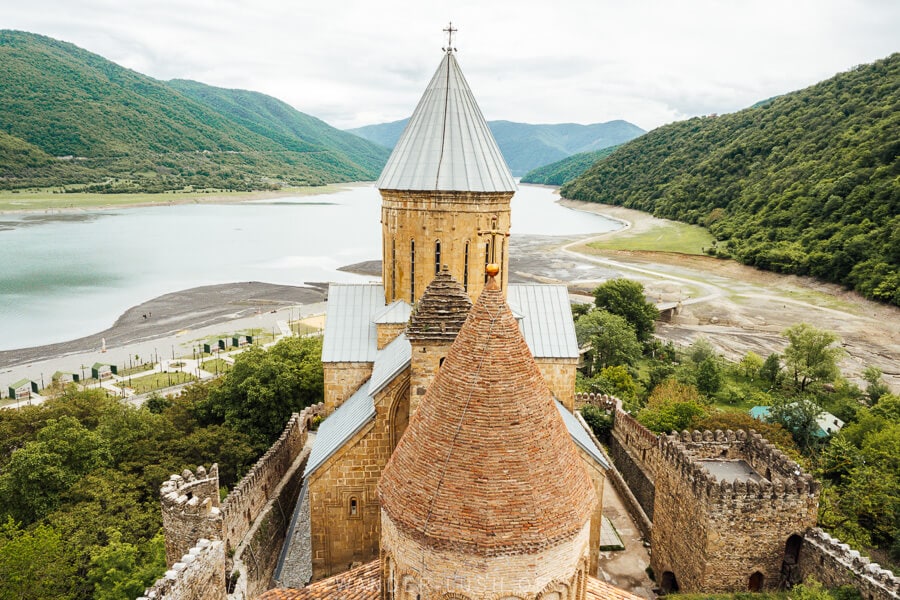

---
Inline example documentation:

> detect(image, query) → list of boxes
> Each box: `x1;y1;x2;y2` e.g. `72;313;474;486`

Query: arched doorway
660;572;679;594
749;571;764;591
784;534;803;565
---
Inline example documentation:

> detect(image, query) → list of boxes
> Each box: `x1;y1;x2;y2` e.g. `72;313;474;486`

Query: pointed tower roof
378;268;595;556
376;52;517;193
407;266;472;342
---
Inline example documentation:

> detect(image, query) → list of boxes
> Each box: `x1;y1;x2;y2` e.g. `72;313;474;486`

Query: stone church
266;43;618;598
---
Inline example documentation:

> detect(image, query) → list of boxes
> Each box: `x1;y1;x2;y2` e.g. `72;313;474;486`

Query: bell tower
376;34;516;305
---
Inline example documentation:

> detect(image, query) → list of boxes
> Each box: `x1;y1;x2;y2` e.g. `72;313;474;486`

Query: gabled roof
321;284;384;363
378;273;595;556
376;52;516;193
508;283;579;359
373;300;411;324
367;334;411;396
304;385;376;477
9;378;32;389
260;560;380;600
556;399;610;469
91;362;112;369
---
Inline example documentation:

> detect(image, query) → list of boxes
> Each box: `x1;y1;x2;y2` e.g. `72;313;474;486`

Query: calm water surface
0;184;620;349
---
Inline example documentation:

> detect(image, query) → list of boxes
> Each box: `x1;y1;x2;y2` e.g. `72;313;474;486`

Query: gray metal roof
304;385;376;477
376;52;516;193
321;284;384;363
373;300;412;324
508;284;579;359
556;399;610;469
368;333;411;396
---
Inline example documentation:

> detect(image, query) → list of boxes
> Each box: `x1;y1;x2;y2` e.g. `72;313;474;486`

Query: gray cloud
3;0;898;131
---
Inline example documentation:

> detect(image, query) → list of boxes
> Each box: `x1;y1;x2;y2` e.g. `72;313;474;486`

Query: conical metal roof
378;272;595;556
376;52;517;192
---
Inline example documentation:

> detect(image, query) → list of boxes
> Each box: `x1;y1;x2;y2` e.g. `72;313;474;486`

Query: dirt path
511;199;900;391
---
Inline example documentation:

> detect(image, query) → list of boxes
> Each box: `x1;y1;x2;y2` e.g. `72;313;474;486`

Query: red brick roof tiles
378;272;596;556
257;561;379;600
585;576;645;600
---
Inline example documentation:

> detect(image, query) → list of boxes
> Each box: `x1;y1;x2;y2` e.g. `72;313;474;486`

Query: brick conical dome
378;272;595;556
407;266;472;343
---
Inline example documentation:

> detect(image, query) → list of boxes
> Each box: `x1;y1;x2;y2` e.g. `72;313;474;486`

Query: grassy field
127;371;196;394
588;220;716;255
118;362;155;377
201;358;232;375
0;184;350;213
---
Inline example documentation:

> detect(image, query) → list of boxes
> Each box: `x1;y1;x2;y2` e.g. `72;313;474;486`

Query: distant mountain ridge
0;30;389;191
562;54;900;306
347;118;644;176
520;146;620;186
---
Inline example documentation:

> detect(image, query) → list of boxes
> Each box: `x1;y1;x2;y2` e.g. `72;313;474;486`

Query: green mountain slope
562;54;900;305
168;80;388;174
0;30;387;190
347;118;644;176
520;146;619;186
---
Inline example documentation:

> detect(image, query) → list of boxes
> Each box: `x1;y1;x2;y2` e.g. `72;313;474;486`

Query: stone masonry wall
380;189;513;305
229;445;312;599
652;430;819;593
138;539;226;600
409;342;447;416
376;322;406;350
324;362;373;414
160;465;223;566
798;529;900;600
536;358;578;411
222;405;324;553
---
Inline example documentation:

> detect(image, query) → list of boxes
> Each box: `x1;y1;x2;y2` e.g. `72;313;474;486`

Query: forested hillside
0;30;388;191
562;54;899;305
348;118;643;175
520;146;619;185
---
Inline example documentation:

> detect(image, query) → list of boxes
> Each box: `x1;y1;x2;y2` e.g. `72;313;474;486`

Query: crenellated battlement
799;528;900;600
220;403;324;550
659;429;820;507
138;538;225;600
161;464;221;514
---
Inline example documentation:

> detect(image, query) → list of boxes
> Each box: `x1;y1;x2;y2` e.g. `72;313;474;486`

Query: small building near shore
231;334;252;348
91;363;118;380
52;371;80;385
750;405;844;437
8;379;39;400
204;339;227;354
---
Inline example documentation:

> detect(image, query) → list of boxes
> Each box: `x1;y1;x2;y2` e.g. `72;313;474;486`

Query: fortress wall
229;445;312;599
222;404;324;552
798;529;900;600
160;465;223;566
138;539;226;600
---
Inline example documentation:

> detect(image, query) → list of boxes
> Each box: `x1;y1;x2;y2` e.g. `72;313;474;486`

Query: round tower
377;267;596;600
377;49;516;305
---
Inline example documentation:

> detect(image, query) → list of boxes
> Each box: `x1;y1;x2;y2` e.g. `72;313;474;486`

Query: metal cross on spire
442;22;457;53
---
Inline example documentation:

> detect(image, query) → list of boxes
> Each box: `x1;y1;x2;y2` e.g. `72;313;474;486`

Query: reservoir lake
0;184;621;350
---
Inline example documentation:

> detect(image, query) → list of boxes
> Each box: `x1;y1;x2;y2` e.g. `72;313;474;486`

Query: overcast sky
4;0;898;131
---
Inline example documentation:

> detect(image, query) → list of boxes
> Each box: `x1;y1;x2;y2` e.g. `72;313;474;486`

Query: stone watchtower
159;464;223;566
376;47;516;305
651;430;820;594
378;268;597;599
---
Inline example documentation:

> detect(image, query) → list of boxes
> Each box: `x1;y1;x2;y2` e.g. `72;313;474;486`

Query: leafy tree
862;366;890;402
738;351;764;379
198;336;324;445
647;378;703;407
782;324;844;391
582;365;639;403
579;405;613;438
759;352;782;385
575;309;642;372
638;398;707;434
768;396;823;451
871;393;900;421
686;338;717;364
696;411;799;458
695;357;723;396
88;531;164;600
592;279;659;342
0;518;76;600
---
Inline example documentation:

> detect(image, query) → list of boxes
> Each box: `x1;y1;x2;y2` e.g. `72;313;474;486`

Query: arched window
484;240;491;283
349;496;359;517
463;241;470;291
434;240;441;275
660;572;679;594
410;240;416;302
748;571;764;592
784;534;803;565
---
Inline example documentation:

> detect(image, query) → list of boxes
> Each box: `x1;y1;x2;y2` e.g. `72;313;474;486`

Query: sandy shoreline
0;182;371;215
